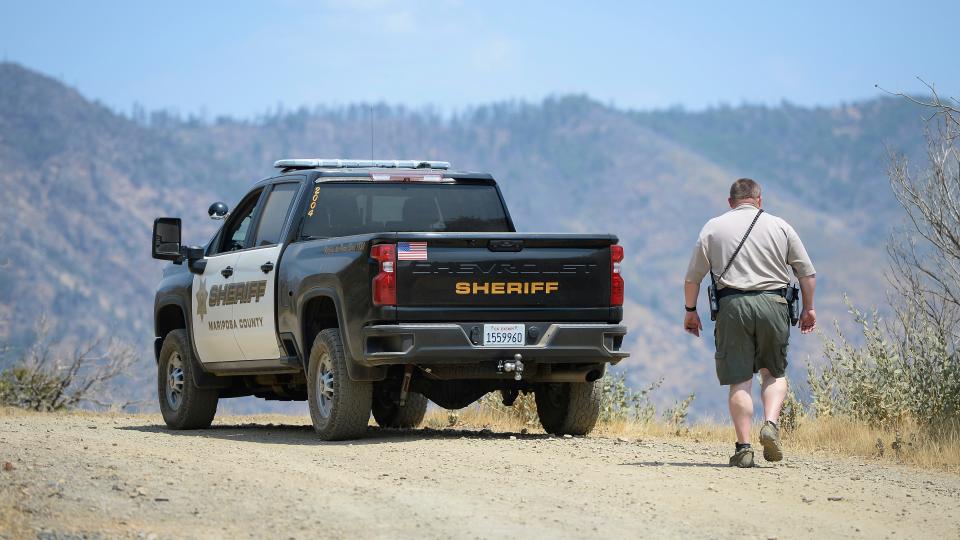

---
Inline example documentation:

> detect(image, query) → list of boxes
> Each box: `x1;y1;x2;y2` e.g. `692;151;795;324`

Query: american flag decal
398;241;428;260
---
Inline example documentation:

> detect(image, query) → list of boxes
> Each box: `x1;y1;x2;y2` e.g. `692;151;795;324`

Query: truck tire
372;387;428;429
158;329;219;430
307;328;372;440
535;382;600;436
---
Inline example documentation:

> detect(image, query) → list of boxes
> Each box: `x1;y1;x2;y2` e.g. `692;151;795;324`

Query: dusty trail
1;409;958;539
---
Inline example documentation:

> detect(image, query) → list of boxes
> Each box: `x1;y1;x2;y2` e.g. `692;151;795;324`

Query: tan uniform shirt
685;204;816;290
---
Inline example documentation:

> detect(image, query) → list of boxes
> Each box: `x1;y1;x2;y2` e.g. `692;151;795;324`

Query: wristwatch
685;305;697;312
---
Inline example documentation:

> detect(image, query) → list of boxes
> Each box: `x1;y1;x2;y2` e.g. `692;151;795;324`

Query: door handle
260;261;275;274
221;266;234;278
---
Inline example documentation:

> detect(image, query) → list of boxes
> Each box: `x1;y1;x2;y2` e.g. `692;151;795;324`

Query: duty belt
716;287;787;300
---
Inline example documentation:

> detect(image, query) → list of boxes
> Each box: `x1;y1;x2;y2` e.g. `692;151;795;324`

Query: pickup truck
151;159;629;440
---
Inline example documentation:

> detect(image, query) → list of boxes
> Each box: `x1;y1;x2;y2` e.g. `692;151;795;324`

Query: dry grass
424;406;960;473
782;416;960;471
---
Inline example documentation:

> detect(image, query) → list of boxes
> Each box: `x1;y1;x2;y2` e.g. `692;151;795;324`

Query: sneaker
729;447;755;468
760;421;783;462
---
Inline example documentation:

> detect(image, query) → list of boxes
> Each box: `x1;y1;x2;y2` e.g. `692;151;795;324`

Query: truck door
191;188;264;364
232;181;301;361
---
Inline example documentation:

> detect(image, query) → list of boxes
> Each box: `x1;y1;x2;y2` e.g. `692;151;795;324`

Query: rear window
301;182;512;238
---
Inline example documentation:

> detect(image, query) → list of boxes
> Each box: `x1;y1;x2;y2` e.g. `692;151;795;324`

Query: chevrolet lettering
151;158;629;440
411;262;598;276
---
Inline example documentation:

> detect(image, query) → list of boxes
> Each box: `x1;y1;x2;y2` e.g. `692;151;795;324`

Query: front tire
307;328;372;440
535;382;600;436
372;384;428;428
158;329;219;429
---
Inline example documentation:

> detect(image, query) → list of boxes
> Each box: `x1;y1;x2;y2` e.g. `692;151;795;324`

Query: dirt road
1;409;958;539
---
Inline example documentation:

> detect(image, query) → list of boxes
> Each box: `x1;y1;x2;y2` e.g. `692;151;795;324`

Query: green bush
662;393;696;435
599;373;663;424
778;381;806;433
810;298;960;435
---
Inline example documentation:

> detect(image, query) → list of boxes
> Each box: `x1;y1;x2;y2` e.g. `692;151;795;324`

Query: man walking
683;178;817;467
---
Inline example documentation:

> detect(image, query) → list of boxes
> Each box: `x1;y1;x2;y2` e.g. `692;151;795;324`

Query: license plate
482;324;525;347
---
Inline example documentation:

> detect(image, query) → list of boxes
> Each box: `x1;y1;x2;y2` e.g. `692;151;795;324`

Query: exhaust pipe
533;368;605;383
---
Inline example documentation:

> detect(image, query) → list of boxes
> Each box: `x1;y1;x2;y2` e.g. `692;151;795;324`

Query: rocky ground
1;409;958;539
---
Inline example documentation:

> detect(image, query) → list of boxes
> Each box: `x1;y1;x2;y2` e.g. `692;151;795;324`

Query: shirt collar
733;203;760;211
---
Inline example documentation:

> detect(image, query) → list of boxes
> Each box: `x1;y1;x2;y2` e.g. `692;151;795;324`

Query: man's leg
759;368;787;423
728;378;753;444
759;368;786;462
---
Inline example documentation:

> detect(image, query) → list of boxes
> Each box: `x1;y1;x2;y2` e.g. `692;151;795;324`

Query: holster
785;283;801;326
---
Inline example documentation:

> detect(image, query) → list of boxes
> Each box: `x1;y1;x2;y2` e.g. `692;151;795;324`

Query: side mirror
152;218;182;261
208;202;229;220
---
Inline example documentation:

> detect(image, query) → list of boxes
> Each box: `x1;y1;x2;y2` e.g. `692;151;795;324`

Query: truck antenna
369;105;374;160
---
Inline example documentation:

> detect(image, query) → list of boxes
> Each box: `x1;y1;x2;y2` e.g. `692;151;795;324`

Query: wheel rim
166;352;185;410
316;353;335;418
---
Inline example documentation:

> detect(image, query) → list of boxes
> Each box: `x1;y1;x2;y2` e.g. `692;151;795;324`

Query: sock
766;420;778;429
736;442;751;452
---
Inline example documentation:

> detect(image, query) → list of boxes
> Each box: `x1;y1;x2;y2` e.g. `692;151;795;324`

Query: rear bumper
359;322;629;366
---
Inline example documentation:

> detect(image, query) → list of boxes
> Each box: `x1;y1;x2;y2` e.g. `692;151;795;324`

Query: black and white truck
152;159;629;440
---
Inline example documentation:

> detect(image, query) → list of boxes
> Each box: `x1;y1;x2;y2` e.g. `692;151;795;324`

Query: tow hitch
498;354;525;381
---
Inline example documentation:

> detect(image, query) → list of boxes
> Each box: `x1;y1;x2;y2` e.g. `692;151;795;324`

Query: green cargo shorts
714;291;790;385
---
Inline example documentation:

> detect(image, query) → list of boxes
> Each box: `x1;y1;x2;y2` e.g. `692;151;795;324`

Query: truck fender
154;298;230;390
298;288;386;382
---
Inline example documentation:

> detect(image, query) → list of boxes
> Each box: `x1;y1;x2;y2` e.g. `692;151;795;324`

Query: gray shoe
729;447;755;468
760;421;783;462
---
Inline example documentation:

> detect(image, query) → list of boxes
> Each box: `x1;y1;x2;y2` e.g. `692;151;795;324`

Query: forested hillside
0;62;929;414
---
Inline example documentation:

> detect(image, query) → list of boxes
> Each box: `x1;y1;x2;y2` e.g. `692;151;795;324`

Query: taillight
371;244;397;306
610;244;624;306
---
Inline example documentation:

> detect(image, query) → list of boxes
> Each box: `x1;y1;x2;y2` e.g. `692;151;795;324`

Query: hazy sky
2;1;957;118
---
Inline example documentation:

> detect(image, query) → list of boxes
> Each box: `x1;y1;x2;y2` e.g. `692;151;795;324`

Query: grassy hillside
0;62;925;415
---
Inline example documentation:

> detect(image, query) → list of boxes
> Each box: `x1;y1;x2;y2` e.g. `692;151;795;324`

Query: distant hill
0;62;929;415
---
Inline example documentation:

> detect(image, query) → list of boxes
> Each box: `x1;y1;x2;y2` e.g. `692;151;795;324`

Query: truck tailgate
392;233;616;312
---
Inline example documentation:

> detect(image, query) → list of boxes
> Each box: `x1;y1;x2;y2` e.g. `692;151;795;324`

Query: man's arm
683;232;710;338
798;274;816;334
684;281;703;337
784;222;817;334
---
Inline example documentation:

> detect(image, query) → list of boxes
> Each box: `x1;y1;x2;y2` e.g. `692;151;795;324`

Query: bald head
729;178;762;208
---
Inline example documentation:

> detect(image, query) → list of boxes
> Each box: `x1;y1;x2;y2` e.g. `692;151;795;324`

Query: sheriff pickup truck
152;159;629;440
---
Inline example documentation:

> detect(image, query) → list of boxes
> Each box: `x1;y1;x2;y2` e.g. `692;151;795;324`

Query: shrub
662;393;695;435
811;297;959;435
779;381;806;433
809;89;960;438
0;318;139;411
599;373;662;424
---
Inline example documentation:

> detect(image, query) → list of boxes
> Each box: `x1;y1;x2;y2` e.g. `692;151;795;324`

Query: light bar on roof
370;173;444;181
274;159;451;170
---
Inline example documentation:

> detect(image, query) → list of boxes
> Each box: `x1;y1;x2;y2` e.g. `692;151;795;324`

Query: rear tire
307;328;372;440
372;384;428;428
158;329;218;430
535;382;600;436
